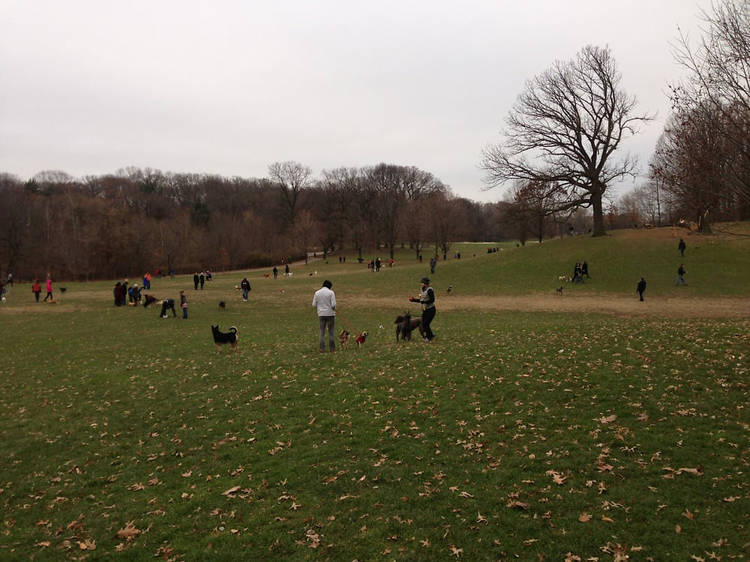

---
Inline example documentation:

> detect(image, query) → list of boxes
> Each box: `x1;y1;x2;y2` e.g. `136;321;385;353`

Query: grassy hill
0;224;748;560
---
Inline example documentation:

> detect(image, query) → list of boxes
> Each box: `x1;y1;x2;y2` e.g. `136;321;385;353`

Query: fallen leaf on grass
77;539;96;551
222;486;241;497
578;512;591;523
116;521;141;540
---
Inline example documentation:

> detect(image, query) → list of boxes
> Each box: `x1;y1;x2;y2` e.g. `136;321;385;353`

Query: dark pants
318;316;335;351
160;299;176;317
34;291;40;302
422;307;436;340
44;292;53;301
638;291;644;302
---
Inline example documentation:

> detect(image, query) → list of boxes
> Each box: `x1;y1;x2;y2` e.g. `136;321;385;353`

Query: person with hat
409;277;436;342
312;279;337;352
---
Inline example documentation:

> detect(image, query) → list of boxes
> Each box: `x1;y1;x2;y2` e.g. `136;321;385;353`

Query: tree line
0;165;517;281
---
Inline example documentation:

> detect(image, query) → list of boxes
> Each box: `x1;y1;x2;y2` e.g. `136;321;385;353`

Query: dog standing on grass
394;312;424;341
211;325;238;351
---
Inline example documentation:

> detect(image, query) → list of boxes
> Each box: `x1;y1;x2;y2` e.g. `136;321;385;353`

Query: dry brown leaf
116;521;141;540
77;539;96;551
222;486;241;497
578;512;592;523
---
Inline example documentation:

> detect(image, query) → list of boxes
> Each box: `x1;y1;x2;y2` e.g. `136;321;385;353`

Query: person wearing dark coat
199;272;205;289
637;278;647;301
410;277;436;342
193;272;199;290
678;238;686;257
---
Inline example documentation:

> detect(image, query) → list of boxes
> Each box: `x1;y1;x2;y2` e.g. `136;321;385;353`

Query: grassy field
1;225;748;560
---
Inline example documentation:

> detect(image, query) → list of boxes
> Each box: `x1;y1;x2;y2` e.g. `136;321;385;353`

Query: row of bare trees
638;0;749;230
0;164;511;281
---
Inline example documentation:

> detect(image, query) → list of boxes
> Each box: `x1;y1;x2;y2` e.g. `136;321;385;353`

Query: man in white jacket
312;279;336;352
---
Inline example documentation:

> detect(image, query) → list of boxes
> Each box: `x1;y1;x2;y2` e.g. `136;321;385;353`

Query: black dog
211;325;238;351
395;313;424;341
143;294;158;308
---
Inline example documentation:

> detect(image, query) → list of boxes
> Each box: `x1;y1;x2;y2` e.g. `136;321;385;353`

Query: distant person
240;277;251;301
285;263;290;277
582;261;589;279
43;275;53;302
180;290;188;319
7;272;13;287
637;277;647;301
273;266;278;279
199;271;205;289
312;279;336;353
678;238;686;257
160;298;177;318
409;276;436;342
675;264;687;286
114;282;123;306
429;256;436;274
193;272;199;290
32;279;42;302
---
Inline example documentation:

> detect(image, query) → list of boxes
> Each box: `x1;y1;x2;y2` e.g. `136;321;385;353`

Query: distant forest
1;163;555;281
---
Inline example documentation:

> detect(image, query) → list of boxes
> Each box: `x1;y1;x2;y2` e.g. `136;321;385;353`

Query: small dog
143;294;158;308
395;313;424;341
211;325;238;351
338;329;350;348
556;286;563;295
355;331;368;347
446;285;453;295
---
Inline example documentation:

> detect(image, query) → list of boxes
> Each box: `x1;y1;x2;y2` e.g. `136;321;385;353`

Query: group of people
313;276;437;353
192;270;213;290
572;261;589;283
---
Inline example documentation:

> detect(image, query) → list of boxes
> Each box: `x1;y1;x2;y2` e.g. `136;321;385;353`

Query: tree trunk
591;187;606;236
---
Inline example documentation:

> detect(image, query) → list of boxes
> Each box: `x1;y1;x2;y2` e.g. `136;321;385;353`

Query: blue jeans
319;316;335;351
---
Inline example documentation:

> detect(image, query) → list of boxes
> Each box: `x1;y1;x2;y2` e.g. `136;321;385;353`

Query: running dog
211;325;238;351
394;313;424;341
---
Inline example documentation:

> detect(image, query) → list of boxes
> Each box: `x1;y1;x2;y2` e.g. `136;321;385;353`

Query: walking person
193;272;199;290
273;266;278;280
180;290;188;319
199;271;205;289
32;279;41;302
312;279;336;353
7;272;13;287
429;256;436;274
675;264;687;286
409;276;436;342
636;277;647;302
285;263;290;277
240;277;251;301
43;275;53;302
678;238;686;257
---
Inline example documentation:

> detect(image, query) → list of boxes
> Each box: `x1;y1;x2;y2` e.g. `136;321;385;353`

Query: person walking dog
312;280;336;352
410;277;436;342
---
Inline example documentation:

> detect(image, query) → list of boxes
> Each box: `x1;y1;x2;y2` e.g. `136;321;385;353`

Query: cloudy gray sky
1;0;710;202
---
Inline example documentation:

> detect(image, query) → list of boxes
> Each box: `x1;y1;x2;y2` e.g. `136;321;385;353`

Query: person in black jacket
410;277;436;342
637;277;646;301
193;272;200;290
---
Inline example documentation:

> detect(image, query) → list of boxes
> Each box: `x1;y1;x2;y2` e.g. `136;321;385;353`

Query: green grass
0;225;748;560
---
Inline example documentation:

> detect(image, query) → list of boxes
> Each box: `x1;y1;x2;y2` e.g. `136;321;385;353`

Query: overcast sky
0;0;711;203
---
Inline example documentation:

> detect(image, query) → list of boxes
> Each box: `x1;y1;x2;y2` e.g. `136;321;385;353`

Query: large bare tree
482;45;651;236
268;161;313;229
670;0;750;208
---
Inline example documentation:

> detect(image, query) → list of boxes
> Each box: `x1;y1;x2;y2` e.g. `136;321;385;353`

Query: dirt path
346;294;750;319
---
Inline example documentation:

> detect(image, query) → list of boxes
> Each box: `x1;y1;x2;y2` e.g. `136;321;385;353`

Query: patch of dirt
347;294;750;319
